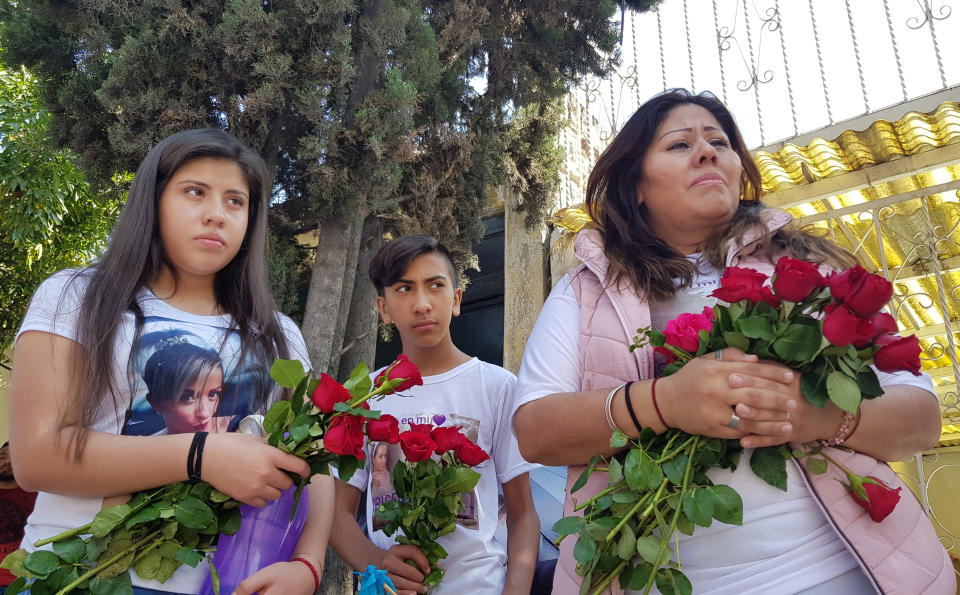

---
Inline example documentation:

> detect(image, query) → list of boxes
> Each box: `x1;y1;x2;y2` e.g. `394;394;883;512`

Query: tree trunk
337;213;384;380
301;213;364;375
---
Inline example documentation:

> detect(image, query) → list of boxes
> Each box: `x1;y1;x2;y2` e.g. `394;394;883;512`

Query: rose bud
873;333;922;375
366;414;400;444
374;354;424;394
431;425;469;455
828;266;893;318
324;414;367;459
849;475;902;522
311;373;353;413
454;441;490;466
772;257;826;302
869;312;899;337
399;430;437;462
822;303;874;347
408;422;435;437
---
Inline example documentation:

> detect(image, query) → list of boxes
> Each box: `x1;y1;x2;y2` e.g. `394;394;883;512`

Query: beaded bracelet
820;409;859;447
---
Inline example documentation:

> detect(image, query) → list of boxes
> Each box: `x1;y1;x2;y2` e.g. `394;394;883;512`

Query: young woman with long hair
10;128;332;594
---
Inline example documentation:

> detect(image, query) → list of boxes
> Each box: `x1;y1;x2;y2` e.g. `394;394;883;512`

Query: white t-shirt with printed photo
16;269;310;593
347;357;537;594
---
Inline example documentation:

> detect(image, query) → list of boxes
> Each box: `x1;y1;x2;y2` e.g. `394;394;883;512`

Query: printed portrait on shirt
121;319;269;437
370;413;482;532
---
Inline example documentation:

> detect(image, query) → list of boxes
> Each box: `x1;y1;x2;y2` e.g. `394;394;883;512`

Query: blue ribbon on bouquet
356;564;398;595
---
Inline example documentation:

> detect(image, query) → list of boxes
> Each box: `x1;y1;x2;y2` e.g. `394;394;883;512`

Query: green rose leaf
750;446;788;491
219;508;242;535
856;369;884;398
629;564;655;590
91;503;132;538
51;536;85;564
608;456;624;484
269;358;305;388
571;459;597;494
344;361;373;399
800;371;829;408
336;455;360;483
617;523;636;560
772;322;821;362
0;549;29;577
655;568;693;595
826;371;861;413
174;497;216;529
133;548;162;581
635;534;661;564
708;485;743;525
609;428;628;449
721;331;750;352
681;489;714;527
552;516;586;536
807;456;829;475
625;449;663;491
263;401;293;435
175;546;204;568
572;534;597;566
23;550;60;577
661;453;689;486
736;315;774;340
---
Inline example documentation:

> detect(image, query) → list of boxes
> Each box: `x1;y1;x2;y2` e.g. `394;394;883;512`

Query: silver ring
715;350;723;361
728;411;741;429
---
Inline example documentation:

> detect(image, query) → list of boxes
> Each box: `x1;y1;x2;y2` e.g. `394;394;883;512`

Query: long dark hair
585;89;854;301
64;128;289;458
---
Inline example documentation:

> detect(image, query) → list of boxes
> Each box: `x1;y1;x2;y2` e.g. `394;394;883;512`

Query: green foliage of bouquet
1;357;422;595
375;424;490;589
552;257;922;595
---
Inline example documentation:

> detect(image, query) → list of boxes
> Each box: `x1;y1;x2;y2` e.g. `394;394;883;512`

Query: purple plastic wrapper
198;484;309;595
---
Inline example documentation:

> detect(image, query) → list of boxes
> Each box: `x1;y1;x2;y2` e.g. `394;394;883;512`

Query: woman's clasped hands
653;347;805;448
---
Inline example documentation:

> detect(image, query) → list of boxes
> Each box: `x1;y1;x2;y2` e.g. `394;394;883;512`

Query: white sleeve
490;372;539;483
515;275;583;410
16;269;87;344
875;366;937;397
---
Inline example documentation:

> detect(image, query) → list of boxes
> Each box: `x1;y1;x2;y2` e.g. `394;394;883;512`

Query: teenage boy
329;235;540;595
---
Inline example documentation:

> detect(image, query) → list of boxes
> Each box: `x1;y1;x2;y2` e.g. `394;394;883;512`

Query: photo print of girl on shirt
369;413;481;532
121;321;269;437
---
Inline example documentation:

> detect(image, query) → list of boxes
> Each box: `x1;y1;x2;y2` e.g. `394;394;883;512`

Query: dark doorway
374;215;505;369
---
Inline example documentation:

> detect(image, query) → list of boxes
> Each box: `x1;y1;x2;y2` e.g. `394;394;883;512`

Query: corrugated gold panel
755;101;960;194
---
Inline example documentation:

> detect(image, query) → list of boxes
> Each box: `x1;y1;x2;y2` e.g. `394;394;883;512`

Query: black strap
622;381;643;434
187;431;208;481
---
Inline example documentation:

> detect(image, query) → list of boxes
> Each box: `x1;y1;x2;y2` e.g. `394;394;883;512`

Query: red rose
431;426;468;455
873;333;922;375
822;303;874;347
366;414;400;444
849;475;902;522
374;354;424;394
311;373;353;413
408;422;435;437
828;266;893;317
663;307;714;353
454;441;490;466
399;430;437;462
711;267;780;307
772;257;826;302
324;414;366;459
869;312;899;337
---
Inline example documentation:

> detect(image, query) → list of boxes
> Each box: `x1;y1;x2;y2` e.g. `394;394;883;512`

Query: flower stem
33;523;93;547
643;436;700;595
654;435;696;464
589;560;629;595
56;529;162;595
574;479;626;511
605;488;657;542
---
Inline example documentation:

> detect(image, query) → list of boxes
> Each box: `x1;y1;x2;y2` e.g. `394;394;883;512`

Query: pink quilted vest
552;214;956;594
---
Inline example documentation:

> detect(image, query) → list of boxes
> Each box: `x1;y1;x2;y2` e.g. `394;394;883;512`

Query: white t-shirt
345;357;537;594
516;265;936;594
16;269;310;594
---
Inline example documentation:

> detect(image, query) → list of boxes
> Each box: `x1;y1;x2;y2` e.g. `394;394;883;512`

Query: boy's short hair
369;235;459;296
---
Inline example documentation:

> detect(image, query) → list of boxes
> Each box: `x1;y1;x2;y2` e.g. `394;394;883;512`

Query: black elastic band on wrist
622;381;643;434
187;431;208;481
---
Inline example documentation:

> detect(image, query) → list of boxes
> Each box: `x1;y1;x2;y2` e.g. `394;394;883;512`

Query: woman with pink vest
514;89;954;594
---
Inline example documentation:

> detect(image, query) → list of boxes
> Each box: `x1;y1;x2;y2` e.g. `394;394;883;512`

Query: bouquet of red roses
552;257;919;595
374;423;490;589
1;356;422;595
